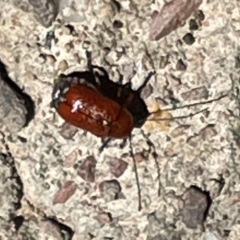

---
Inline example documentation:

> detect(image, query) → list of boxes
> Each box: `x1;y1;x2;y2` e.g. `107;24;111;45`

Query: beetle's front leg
120;138;127;149
137;71;155;93
99;137;112;153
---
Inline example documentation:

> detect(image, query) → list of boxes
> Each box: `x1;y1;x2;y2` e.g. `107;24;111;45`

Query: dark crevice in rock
191;185;212;222
12;215;25;231
44;217;75;240
0;59;35;129
0;152;24;225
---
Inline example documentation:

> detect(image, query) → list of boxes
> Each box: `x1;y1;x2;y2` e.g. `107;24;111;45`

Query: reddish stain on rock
78;156;97;182
109;157;128;177
53;180;77;205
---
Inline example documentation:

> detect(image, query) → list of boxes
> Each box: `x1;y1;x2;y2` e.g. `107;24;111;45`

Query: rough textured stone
0;0;239;239
0;61;28;133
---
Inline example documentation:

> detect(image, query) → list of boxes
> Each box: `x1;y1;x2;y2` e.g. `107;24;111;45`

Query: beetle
51;52;227;211
51;56;155;142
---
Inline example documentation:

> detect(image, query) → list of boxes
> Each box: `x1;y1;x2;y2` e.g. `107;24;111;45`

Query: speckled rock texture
0;151;23;240
12;0;87;27
0;0;240;239
12;0;59;27
0;61;28;133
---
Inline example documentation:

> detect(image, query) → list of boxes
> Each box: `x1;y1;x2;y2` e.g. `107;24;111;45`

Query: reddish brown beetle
51;60;155;142
52;79;135;138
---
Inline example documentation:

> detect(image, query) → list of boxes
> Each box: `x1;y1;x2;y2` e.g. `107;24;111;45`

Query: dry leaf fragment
150;0;203;41
143;107;172;132
53;181;77;205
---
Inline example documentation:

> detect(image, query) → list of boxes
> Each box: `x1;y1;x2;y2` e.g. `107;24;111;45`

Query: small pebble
176;59;187;71
113;20;123;28
77;156;97;182
58;60;68;72
46;55;56;65
189;19;199;31
182;33;195;45
180;186;210;229
63;24;77;35
65;42;73;52
195;10;205;22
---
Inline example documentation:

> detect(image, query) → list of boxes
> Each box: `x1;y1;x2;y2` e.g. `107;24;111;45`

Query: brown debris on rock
53;180;77;205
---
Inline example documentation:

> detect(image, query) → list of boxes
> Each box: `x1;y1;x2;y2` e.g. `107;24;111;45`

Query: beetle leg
120;138;127;149
115;69;124;85
92;66;110;80
129;135;142;211
141;129;162;197
123;82;132;89
85;51;103;89
137;71;156;93
86;50;109;84
86;50;92;71
99;138;112;153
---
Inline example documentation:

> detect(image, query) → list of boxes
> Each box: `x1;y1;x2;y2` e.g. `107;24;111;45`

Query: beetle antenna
129;134;142;211
141;130;162;197
161;94;227;111
148;93;228;122
149;108;208;121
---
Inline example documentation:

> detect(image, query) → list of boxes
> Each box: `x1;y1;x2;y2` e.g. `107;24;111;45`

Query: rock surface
0;0;239;239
